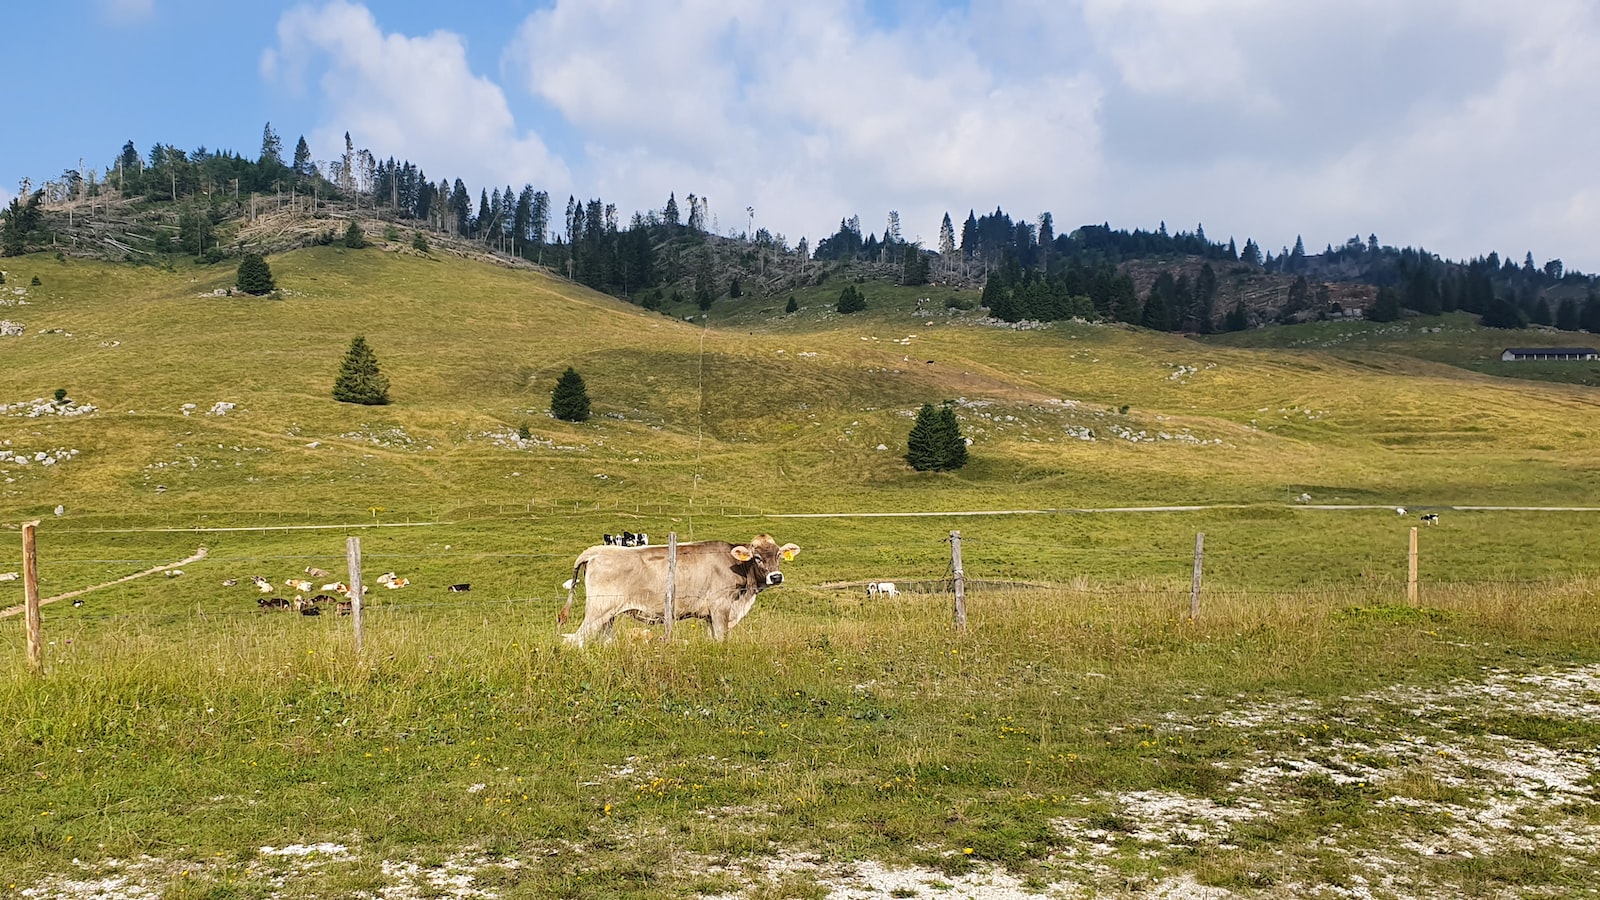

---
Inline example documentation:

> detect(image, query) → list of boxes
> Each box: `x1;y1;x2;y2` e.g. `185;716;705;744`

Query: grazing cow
559;535;800;647
447;583;471;592
1420;513;1439;525
384;577;410;589
0;572;19;582
1395;507;1407;516
166;569;184;578
252;575;273;593
305;566;331;578
259;597;292;610
866;581;900;598
376;572;398;585
286;578;313;593
336;600;353;616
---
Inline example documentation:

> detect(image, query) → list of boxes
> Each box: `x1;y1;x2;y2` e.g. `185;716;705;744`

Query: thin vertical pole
663;533;677;642
347;536;365;655
1190;532;1205;620
23;521;41;673
1407;527;1418;604
951;530;966;632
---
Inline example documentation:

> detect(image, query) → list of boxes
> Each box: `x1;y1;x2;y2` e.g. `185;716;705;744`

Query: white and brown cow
558;534;799;646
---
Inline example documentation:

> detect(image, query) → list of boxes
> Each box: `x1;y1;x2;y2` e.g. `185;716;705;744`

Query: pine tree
292;136;314;180
938;212;956;261
905;403;942;471
836;285;866;314
935;402;968;470
550;367;591;422
1368;286;1401;323
259;122;282;166
1556;298;1580;331
785;296;798;314
236;253;276;294
344;220;367;249
2;192;43;257
1480;294;1526;329
332;336;390;405
1224;299;1249;332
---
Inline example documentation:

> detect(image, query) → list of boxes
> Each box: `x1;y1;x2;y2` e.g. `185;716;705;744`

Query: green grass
4;247;1600;895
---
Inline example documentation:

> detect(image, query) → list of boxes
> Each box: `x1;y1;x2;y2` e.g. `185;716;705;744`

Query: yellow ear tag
780;544;800;561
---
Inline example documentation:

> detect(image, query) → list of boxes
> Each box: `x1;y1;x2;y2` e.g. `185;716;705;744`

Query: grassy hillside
3;247;1600;590
6;249;1600;897
1206;311;1600;385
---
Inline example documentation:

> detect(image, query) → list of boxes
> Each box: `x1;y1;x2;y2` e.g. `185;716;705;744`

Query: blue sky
8;0;1600;271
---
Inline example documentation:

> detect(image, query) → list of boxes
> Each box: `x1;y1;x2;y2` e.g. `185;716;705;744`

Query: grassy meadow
3;246;1600;896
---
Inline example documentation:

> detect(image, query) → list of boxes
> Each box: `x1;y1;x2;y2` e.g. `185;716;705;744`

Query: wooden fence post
347;536;365;655
663;533;677;642
1190;532;1205;620
951;530;966;633
23;520;41;673
1407;526;1418;604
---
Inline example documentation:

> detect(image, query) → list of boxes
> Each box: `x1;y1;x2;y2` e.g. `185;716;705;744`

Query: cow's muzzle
766;572;784;586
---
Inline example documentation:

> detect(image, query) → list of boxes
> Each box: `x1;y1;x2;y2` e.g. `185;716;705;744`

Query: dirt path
0;546;206;619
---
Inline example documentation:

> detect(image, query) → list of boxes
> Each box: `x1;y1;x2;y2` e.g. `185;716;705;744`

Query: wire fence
6;518;1598;642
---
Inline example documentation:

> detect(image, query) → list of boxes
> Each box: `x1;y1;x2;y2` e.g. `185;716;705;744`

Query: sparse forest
4;122;1597;333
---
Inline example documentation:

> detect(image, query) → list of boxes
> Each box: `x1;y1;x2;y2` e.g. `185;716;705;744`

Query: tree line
7;124;1596;334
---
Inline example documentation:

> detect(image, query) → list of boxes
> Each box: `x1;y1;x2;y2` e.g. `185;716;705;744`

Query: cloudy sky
6;0;1599;270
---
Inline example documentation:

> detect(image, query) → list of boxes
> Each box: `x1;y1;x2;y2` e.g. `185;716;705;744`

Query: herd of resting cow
223;534;804;646
228;567;468;616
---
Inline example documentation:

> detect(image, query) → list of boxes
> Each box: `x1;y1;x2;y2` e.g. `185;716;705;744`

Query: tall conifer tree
550;368;591;422
332;336;390;405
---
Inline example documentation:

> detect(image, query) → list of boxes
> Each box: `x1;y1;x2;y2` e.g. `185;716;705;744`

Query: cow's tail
558;547;601;626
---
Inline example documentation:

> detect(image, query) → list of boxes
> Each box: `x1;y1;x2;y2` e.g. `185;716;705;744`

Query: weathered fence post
1407;526;1418;604
347;536;365;655
23;520;41;673
1190;532;1205;620
663;533;678;642
951;530;967;633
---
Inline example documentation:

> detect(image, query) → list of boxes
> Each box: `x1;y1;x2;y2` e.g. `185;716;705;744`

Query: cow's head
731;534;800;588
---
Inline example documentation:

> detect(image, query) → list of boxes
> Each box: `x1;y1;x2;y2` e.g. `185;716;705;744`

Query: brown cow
558;535;800;646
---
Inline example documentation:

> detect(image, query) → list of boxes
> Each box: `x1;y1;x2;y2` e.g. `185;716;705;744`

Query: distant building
1500;347;1598;361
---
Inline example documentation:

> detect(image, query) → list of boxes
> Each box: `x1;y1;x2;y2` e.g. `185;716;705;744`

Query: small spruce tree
344;220;367;249
550;367;591;422
412;232;429;253
785;296;798;314
836;285;866;314
906;403;943;471
332;335;390;405
236;253;276;295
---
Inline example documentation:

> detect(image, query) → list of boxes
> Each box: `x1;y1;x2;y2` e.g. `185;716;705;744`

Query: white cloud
1080;0;1600;267
262;1;570;200
507;2;1105;245
260;1;1600;270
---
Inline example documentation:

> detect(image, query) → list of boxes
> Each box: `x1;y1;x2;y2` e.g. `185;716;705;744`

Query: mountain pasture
3;248;1600;898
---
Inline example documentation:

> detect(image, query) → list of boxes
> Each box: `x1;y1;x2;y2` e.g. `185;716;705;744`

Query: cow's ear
730;545;753;562
780;543;800;560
